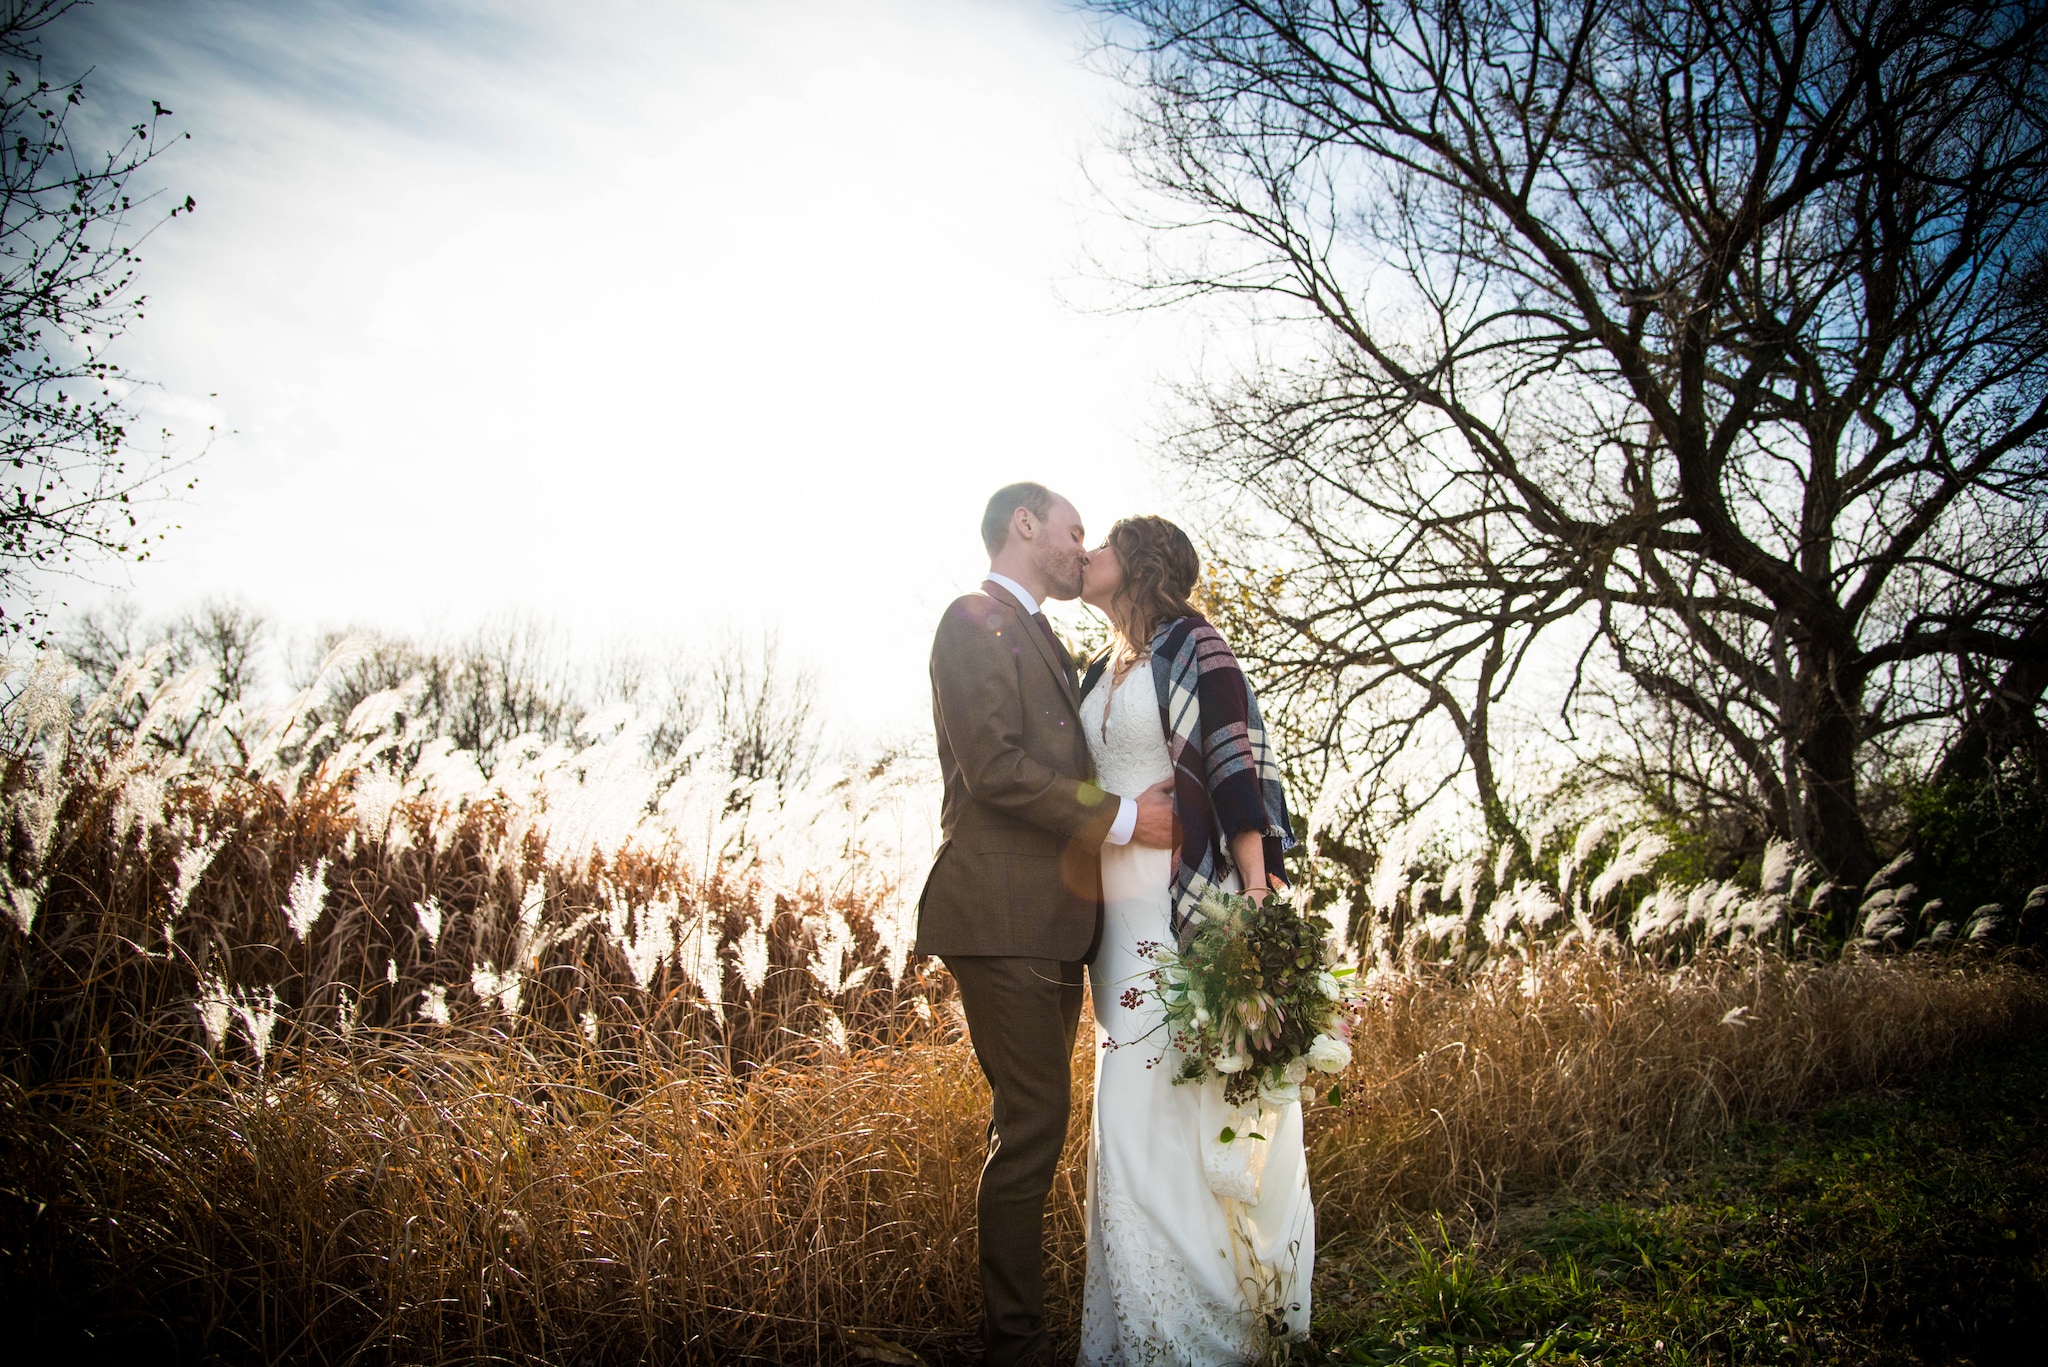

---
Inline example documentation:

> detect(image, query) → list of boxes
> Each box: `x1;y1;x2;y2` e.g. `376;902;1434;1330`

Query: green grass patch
1314;1034;2048;1364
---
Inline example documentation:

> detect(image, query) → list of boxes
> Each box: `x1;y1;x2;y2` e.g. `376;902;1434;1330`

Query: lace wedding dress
1078;663;1314;1366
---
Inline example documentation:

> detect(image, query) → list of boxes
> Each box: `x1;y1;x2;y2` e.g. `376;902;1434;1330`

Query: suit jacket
915;581;1116;961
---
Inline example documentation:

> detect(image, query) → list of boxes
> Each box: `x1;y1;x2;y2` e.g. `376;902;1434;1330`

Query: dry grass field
6;950;2039;1362
2;649;2044;1362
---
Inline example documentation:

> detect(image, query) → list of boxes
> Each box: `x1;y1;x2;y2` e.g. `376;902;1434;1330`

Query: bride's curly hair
1104;515;1200;662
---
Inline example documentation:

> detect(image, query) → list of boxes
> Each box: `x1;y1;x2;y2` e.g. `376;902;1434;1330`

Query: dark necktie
1031;611;1069;669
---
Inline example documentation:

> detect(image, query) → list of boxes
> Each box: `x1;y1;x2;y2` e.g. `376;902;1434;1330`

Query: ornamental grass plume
736;922;771;995
281;857;329;940
193;973;233;1050
470;962;523;1015
413;896;443;945
169;834;225;920
229;985;282;1066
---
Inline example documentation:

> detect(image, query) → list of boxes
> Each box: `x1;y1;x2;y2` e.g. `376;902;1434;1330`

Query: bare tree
63;597;268;756
299;622;823;790
55;600;834;805
707;630;821;794
298;620;586;775
1093;0;2048;884
0;1;196;638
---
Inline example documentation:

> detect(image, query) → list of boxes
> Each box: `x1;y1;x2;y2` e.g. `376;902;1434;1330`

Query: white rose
1317;971;1342;1000
1259;1078;1301;1106
1306;1033;1352;1074
1214;1052;1250;1074
1284;1056;1310;1085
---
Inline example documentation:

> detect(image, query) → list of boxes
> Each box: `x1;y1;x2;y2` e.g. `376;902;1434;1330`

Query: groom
917;482;1173;1366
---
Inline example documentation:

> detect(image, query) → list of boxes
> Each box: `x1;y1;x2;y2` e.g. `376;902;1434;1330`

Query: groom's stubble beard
1035;538;1086;601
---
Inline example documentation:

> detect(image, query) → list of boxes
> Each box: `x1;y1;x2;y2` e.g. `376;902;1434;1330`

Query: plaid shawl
1083;613;1295;944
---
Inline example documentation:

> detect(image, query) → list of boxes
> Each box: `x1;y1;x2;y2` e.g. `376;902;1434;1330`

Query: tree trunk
1795;651;1875;896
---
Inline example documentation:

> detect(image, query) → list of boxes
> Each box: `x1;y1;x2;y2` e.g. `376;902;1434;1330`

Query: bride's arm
1230;829;1269;902
1186;620;1288;900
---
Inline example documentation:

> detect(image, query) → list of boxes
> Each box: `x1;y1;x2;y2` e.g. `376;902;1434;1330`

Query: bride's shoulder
1158;612;1235;660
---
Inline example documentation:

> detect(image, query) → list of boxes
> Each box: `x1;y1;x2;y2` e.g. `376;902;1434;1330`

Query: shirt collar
983;571;1041;618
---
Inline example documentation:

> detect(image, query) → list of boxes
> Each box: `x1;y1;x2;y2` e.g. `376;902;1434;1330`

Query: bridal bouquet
1143;884;1356;1108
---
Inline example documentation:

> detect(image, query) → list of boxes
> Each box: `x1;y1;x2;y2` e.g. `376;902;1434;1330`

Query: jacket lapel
984;581;1080;713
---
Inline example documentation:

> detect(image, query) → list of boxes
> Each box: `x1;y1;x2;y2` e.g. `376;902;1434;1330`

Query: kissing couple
916;483;1314;1366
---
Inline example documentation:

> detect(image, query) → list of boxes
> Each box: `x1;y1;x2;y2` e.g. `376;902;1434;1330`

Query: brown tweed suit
917;581;1117;1366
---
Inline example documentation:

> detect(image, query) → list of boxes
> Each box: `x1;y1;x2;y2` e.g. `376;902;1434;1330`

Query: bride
1076;515;1314;1365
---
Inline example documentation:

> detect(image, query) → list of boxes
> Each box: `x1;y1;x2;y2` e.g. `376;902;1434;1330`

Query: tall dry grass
0;644;944;1088
1;1036;1012;1361
1314;950;2047;1221
5;950;2041;1362
4;647;2046;1361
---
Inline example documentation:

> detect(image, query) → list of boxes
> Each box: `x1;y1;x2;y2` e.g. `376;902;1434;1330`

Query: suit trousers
943;953;1087;1367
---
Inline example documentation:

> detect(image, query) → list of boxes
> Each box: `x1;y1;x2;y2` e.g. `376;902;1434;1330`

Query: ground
1312;1035;2048;1365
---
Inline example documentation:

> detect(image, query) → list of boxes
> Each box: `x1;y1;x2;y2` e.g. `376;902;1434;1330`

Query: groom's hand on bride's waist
1130;778;1177;848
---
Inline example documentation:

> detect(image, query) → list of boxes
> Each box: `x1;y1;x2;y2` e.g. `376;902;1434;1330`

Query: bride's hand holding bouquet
1143;882;1356;1109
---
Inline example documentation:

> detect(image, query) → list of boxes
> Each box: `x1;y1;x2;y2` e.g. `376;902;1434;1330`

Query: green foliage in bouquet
1144;885;1355;1107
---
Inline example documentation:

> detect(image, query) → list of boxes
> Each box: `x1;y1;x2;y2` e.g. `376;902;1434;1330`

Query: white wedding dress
1079;664;1314;1366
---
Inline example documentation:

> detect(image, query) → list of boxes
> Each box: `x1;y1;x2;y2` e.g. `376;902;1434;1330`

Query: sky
33;0;1208;736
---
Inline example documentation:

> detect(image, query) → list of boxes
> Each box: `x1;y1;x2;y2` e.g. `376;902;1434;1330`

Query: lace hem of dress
1079;1160;1267;1367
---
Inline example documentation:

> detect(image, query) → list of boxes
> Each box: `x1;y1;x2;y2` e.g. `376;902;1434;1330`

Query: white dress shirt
983;573;1138;847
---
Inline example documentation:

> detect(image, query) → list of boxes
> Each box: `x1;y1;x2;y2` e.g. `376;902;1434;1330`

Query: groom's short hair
981;482;1058;556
